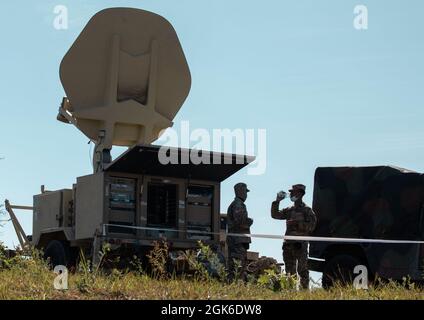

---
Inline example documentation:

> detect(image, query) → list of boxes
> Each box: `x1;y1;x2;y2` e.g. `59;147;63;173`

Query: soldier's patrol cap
234;182;250;192
289;184;306;192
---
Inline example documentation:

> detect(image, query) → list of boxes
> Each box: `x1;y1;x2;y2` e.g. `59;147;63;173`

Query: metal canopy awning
105;144;255;182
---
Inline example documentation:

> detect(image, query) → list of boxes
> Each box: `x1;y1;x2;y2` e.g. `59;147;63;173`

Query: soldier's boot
300;276;309;290
226;257;237;283
240;264;248;283
284;260;297;277
299;269;310;290
227;267;235;283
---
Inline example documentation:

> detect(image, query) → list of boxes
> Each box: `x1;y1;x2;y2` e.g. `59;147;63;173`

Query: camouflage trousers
283;241;309;289
227;239;249;281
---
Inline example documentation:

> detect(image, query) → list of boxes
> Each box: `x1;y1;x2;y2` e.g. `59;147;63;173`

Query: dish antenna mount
57;8;191;172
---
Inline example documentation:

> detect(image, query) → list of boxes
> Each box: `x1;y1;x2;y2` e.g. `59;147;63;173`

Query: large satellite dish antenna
57;8;191;172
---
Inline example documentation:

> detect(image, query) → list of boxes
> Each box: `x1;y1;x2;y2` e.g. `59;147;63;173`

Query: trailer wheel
43;240;69;268
322;254;362;289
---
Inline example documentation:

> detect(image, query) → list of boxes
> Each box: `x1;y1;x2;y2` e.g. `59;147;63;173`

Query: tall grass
1;241;424;300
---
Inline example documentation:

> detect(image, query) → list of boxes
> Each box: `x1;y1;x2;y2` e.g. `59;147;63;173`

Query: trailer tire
43;240;69;268
322;254;362;289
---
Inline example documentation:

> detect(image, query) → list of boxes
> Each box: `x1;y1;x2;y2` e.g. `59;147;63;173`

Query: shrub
257;269;297;291
146;240;169;279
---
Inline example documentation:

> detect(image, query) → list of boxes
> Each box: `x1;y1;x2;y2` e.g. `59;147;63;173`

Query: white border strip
102;224;424;244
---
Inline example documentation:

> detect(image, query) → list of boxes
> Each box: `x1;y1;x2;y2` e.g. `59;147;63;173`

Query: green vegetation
0;241;423;300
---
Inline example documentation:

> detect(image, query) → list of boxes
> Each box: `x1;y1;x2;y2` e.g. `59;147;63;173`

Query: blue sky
1;1;424;281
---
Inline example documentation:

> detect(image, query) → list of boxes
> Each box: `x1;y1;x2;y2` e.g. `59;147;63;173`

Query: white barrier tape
283;235;424;244
102;224;424;244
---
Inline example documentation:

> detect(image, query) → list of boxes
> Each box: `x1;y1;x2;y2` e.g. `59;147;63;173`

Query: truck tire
322;254;362;289
43;240;69;268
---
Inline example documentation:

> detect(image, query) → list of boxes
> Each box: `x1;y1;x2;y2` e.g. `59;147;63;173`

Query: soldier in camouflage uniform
226;182;253;281
271;184;317;289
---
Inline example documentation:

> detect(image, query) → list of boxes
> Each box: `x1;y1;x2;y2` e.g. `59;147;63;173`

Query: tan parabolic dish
60;7;191;146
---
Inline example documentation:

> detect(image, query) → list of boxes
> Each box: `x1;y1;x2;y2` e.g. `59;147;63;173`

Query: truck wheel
43;240;69;268
322;254;362;289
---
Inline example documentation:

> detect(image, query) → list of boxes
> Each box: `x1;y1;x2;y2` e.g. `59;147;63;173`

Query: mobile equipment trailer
7;144;254;268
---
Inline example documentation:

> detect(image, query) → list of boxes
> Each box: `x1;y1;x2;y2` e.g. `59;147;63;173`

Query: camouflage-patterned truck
308;166;424;287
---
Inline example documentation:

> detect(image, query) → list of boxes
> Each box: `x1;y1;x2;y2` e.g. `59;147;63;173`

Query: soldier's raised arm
271;193;290;220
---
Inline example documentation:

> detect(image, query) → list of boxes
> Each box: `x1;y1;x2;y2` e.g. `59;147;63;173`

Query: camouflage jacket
227;197;252;244
271;201;317;236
